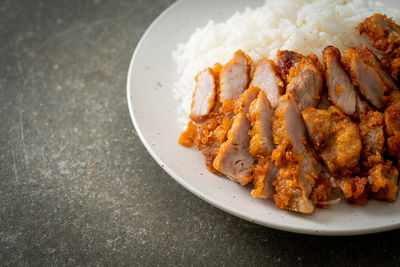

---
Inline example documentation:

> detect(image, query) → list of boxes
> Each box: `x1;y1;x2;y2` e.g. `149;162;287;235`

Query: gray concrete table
1;0;400;266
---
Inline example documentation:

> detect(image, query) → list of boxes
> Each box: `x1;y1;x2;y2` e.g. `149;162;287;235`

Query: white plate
127;0;400;235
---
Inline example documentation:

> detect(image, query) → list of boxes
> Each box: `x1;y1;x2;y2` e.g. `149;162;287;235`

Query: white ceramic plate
127;0;400;235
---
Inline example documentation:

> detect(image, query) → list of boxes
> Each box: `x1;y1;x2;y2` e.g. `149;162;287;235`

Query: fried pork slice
276;50;304;84
341;48;388;109
219;50;252;103
301;106;362;177
271;94;319;213
385;104;400;163
248;91;277;198
359;14;400;54
179;121;198;147
359;13;400;80
356;94;371;115
387;133;400;170
194;101;236;174
323;46;357;115
286;54;323;110
384;103;400;136
251;160;278;199
248;91;274;158
213;87;259;185
250;59;285;108
336;177;369;205
195;116;233;175
359;111;386;171
389;58;400;81
355;45;398;91
368;162;399;202
317;87;331;110
385;90;400;106
190;68;218;123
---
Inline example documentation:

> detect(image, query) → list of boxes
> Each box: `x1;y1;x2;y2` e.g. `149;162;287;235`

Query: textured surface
1;0;400;266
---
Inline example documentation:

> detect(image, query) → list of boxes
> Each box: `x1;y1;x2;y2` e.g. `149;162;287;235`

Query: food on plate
189;67;219;123
341;47;388;109
301;106;362;177
248;91;277;198
219;50;252;103
249;59;284;108
359;13;400;81
175;1;400;214
285;54;323;110
323;46;358;115
213;87;258;185
271;94;326;213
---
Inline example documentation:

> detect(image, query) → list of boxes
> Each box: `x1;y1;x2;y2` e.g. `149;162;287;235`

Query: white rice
172;0;400;125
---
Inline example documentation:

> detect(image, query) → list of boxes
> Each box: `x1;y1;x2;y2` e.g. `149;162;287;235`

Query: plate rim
126;0;400;236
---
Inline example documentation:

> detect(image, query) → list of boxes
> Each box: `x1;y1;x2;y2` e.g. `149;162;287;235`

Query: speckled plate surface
127;0;400;235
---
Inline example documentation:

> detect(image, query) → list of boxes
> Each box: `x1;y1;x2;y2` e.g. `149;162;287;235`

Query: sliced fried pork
249;59;285;108
190;68;218;123
251;160;278;199
286;54;323;110
301;106;362;176
276;50;304;84
179;121;198;147
355;94;371;115
271;94;321;213
359;111;386;171
336;177;369;205
317;87;331;110
195;115;233;175
213;87;259;185
355;45;398;91
385;90;400;106
359;13;400;80
248;91;277;198
385;103;400;136
323;46;357;115
368;162;399;202
248;91;274;158
341;47;387;109
219;50;252;103
384;104;400;164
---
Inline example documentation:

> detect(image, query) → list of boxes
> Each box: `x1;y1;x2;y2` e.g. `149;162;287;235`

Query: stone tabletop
1;0;400;266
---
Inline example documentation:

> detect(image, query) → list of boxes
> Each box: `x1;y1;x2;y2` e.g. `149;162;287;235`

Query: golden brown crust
369;162;399;202
276;50;304;84
179;121;198;147
336;177;369;205
359;111;386;173
359;13;400;80
301;106;362;176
